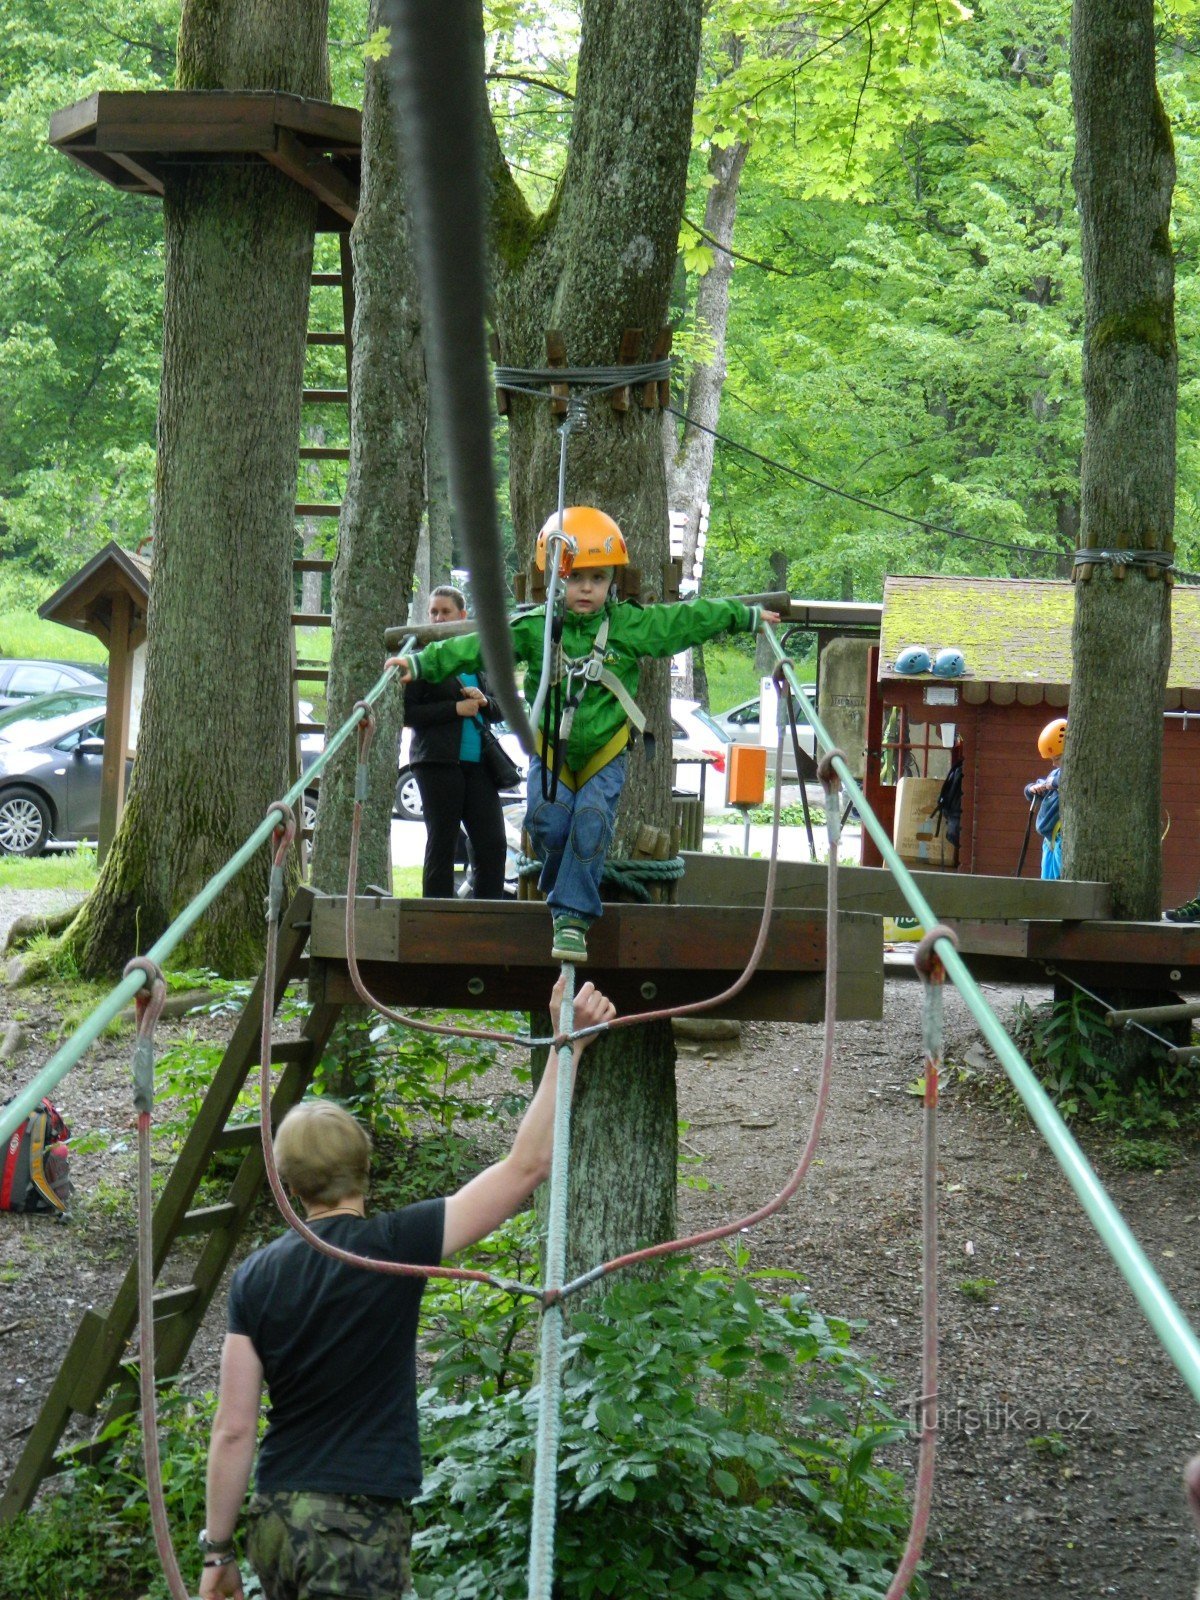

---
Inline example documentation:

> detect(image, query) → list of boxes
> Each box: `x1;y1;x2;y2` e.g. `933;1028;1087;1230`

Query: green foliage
958;1278;998;1304
414;1249;919;1599
1016;993;1200;1135
0;1386;219;1600
312;1010;527;1195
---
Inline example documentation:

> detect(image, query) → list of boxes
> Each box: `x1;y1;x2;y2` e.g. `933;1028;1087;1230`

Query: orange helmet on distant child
1038;718;1067;760
535;506;629;576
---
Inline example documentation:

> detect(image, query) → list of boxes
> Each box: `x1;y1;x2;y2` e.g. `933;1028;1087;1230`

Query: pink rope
258;807;542;1297
882;925;955;1598
552;742;843;1303
127;957;191;1600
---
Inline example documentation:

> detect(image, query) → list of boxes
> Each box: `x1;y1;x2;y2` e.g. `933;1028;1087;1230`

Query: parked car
0;689;111;855
710;684;818;779
0;658;106;709
299;710;528;825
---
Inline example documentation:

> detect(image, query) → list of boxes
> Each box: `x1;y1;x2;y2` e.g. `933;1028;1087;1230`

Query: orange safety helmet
535;506;629;575
1038;718;1067;760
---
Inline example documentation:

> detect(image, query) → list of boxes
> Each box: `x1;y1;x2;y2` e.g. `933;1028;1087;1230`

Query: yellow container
726;743;768;808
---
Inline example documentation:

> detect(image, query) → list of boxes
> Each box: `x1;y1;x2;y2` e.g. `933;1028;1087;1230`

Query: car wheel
394;767;424;822
302;792;319;836
0;787;52;857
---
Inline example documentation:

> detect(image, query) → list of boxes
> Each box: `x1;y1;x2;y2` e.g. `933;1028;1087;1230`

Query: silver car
0;690;109;855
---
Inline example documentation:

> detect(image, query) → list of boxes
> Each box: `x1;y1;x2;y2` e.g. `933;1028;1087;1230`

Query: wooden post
98;593;134;865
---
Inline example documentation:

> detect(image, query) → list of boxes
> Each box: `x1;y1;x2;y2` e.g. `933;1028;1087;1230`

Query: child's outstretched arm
616;596;779;660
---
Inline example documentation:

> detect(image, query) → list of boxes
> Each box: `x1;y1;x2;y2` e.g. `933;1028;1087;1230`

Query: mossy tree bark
62;0;330;977
310;0;425;909
489;0;704;1277
1062;0;1180;1076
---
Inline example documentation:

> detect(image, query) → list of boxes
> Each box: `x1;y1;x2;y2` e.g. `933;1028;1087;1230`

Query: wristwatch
199;1528;236;1555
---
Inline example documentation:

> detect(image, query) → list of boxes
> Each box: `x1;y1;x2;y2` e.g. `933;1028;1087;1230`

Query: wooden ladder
291;235;355;870
0;890;343;1524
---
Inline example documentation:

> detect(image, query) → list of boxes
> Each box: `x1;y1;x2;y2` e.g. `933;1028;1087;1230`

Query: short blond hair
274;1101;371;1206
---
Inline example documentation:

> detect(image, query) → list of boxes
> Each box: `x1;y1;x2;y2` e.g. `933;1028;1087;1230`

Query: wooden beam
263;128;359;225
106;150;164;195
674;855;1114;922
98;593;134;866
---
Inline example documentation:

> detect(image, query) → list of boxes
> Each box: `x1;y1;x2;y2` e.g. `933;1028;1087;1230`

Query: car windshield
0;692;104;749
691;707;731;743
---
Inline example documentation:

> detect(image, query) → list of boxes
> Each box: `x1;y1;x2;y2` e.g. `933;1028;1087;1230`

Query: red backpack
0;1098;71;1215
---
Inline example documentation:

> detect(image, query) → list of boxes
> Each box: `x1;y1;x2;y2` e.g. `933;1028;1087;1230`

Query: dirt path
674;983;1200;1598
1;886;1198;1596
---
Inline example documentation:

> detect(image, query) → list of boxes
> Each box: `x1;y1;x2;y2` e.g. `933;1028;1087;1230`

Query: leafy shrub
413;1254;919;1599
1016;993;1200;1134
0;1386;219;1600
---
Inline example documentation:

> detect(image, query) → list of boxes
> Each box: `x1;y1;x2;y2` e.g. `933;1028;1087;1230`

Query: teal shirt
458;673;482;764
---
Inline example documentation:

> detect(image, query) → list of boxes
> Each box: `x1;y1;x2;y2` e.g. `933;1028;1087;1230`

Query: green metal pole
0;655;409;1151
761;626;1200;1404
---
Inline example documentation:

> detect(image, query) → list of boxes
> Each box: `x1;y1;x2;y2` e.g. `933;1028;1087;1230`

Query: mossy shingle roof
879;574;1200;689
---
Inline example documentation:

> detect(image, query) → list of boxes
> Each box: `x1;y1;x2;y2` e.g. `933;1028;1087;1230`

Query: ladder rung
293;558;335;573
215;1121;260;1151
177;1203;238;1239
151;1285;198;1319
302;388;349;404
306;331;347;345
298;446;350;461
311;272;344;286
291;612;333;627
292;667;330;682
295;503;342;517
296;721;325;734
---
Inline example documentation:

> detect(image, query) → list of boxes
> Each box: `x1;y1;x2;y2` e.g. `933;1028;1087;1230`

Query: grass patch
704;640;815;716
393;864;422;896
0;848;98;891
0;613;106;666
958;1278;998;1303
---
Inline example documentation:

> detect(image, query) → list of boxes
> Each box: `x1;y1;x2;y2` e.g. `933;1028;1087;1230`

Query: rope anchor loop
122;958;166;1120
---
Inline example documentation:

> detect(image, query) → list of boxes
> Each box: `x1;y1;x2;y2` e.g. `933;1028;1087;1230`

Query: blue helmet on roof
932;648;966;679
894;645;932;675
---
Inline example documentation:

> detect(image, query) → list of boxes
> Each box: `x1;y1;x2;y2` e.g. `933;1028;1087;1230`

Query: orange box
726;742;768;807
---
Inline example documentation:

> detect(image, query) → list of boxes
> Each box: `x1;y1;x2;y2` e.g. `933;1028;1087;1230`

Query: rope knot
913;924;959;984
122;958;166;1114
817;748;846;790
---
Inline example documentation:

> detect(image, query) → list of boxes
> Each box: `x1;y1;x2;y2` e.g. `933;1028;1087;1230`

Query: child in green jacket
397;506;777;962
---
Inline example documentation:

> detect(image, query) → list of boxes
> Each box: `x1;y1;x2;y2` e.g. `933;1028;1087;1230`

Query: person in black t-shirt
198;976;616;1600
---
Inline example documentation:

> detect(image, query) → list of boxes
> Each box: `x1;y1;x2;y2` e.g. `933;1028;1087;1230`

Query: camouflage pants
246;1490;413;1599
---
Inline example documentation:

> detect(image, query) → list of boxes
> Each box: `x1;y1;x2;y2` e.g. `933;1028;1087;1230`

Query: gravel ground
1;886;1198;1598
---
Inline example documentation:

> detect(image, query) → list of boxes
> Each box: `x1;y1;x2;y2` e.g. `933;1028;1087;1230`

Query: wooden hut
38;541;151;863
861;575;1200;907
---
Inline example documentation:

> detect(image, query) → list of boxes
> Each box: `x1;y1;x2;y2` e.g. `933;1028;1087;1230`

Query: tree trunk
63;0;329;977
1062;0;1176;1073
491;0;704;1273
311;0;425;908
665;136;748;701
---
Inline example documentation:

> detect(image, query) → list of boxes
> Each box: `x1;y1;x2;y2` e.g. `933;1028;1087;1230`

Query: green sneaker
551;918;589;963
1165;896;1200;923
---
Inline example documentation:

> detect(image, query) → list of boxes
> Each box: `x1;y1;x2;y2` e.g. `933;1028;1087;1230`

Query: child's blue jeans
524;753;626;921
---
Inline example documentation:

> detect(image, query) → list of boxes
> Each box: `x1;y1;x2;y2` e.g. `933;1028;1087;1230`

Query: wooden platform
678;856;1200;991
307;896;884;1022
49;91;362;229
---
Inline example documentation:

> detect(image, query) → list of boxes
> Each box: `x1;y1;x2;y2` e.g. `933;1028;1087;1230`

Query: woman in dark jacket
403;586;507;899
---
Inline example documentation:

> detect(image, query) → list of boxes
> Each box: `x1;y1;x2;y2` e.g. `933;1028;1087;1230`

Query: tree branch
487;70;573;100
681;216;791;276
